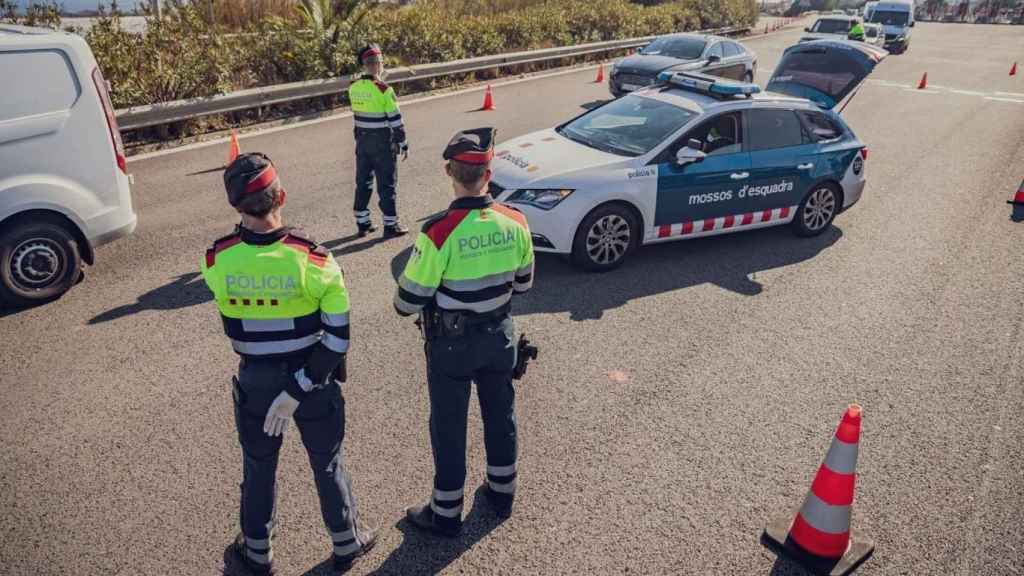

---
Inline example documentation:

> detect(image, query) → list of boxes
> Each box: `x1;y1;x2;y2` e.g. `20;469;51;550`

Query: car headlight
505;188;574;210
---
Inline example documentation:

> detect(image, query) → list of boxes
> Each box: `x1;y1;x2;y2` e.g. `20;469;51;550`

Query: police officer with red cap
201;153;376;574
348;43;409;238
394;128;535;537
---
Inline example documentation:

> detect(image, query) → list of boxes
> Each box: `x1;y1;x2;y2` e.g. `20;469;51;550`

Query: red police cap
443;127;497;165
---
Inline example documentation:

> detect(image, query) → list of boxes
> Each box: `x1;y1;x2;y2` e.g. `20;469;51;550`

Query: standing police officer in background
201;153;376;574
348;43;409;238
848;18;866;41
393;128;535;536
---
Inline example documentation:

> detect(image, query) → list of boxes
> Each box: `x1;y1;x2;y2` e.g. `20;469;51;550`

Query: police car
489;40;886;270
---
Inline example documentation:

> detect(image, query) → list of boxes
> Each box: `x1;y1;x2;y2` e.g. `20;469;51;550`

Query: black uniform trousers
425;316;518;528
232;357;366;566
353;133;398;226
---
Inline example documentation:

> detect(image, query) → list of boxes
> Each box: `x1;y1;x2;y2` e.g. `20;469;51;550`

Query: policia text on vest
394;127;536;537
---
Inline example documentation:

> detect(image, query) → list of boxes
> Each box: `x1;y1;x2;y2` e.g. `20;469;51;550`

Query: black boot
332;526;378;571
230;532;275;576
356;223;377;238
406;503;462;537
382;223;409;238
480;482;514;519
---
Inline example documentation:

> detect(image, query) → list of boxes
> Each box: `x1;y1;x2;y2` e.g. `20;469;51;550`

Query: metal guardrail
114;26;748;131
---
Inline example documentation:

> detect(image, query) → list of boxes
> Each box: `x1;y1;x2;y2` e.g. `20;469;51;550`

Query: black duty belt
422;304;510;339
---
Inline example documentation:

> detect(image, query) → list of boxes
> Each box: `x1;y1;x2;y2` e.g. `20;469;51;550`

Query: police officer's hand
399;141;409;161
263;391;300;437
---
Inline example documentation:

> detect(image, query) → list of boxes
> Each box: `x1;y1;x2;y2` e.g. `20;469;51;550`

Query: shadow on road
768;556;812;575
323;232;406;259
88;272;212;324
389;225;843;321
360;487;507;576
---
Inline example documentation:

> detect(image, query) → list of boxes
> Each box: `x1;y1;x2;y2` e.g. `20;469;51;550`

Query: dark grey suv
609;33;757;97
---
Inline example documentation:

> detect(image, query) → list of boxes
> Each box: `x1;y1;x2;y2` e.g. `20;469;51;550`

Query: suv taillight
92;67;126;174
860;147;868;161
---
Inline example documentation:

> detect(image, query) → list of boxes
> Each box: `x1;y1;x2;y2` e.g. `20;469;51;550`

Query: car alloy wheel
802;186;837;232
586;214;631;265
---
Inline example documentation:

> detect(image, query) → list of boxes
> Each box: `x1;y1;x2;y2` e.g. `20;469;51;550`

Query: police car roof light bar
657;71;761;99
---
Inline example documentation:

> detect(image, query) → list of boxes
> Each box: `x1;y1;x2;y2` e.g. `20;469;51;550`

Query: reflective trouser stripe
245;548;273;564
431;501;463;518
383;215;398;224
790;512;850;558
245;536;270;548
434;487;464;500
487;463;516;476
330;528;355;542
822;437;859;475
334;540;361;556
488;478;516;494
354;210;371;224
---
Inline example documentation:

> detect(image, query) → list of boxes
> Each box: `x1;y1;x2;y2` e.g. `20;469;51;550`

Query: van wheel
571;204;638;272
792;183;839;237
0;220;82;307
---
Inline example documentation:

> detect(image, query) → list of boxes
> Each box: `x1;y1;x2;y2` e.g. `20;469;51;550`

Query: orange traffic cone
226;130;240;167
595;63;605;83
1008;179;1024;222
479;84;495;111
916;72;928;89
762;405;874;576
1011;62;1017;76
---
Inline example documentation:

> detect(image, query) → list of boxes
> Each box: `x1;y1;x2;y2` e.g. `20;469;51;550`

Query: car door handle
730;172;749;180
797;163;814;170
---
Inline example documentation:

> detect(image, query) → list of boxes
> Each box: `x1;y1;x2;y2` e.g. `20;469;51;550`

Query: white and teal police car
490;40;887;270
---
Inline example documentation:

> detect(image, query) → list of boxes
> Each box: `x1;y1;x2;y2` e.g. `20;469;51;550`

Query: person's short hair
448;160;488;188
224;152;282;218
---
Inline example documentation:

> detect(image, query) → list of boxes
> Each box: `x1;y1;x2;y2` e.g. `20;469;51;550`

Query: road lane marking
984;97;1024;103
949;89;987;96
994;91;1024;98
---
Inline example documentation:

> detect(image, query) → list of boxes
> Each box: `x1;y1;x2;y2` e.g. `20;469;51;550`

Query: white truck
0;25;136;306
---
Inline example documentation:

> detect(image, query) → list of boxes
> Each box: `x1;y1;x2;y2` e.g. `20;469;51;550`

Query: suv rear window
798;111;843;141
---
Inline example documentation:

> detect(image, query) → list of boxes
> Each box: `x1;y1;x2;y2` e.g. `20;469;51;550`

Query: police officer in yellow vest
348;44;409;238
394;128;535;536
848;19;866;41
201;153;376;574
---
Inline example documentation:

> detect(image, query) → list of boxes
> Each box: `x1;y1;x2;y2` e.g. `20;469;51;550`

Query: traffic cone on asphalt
479;84;495;111
762;404;874;576
595;63;605;83
916;72;928;89
1008;179;1024;222
226;130;240;167
1011;62;1017;76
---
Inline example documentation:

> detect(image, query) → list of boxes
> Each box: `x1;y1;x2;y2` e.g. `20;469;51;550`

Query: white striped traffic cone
762;405;874;576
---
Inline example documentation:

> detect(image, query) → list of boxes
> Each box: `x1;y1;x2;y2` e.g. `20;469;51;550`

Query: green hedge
81;0;757;110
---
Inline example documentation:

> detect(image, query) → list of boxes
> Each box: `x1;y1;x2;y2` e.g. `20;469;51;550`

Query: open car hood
766;40;888;110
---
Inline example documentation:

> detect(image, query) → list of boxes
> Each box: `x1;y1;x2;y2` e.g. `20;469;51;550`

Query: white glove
263;391;300;437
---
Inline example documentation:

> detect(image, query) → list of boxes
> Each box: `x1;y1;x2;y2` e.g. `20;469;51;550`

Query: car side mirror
804;26;811;31
676;144;706;167
706;54;721;63
909;21;915;26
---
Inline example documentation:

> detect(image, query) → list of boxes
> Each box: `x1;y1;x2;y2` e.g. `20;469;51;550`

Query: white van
0;25;135;306
867;0;914;53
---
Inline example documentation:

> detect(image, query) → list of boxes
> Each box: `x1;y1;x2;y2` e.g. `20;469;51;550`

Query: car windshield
640;36;706;60
870;10;909;25
557;95;696;157
812;19;852;33
865;26;879;37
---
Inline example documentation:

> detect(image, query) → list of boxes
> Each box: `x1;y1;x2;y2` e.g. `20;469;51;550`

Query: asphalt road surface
3;21;1023;576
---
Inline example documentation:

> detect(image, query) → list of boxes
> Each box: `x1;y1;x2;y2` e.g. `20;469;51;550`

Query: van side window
0;50;80;123
798;111;843;142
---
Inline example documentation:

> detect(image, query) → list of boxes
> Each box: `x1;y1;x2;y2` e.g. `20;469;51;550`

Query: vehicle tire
792;183;840;237
0;219;83;307
571;203;639;272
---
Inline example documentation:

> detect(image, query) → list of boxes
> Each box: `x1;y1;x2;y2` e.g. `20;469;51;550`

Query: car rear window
641;36;707;60
812;18;852;33
798;111;843;141
0;50;80;122
747;109;808;151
